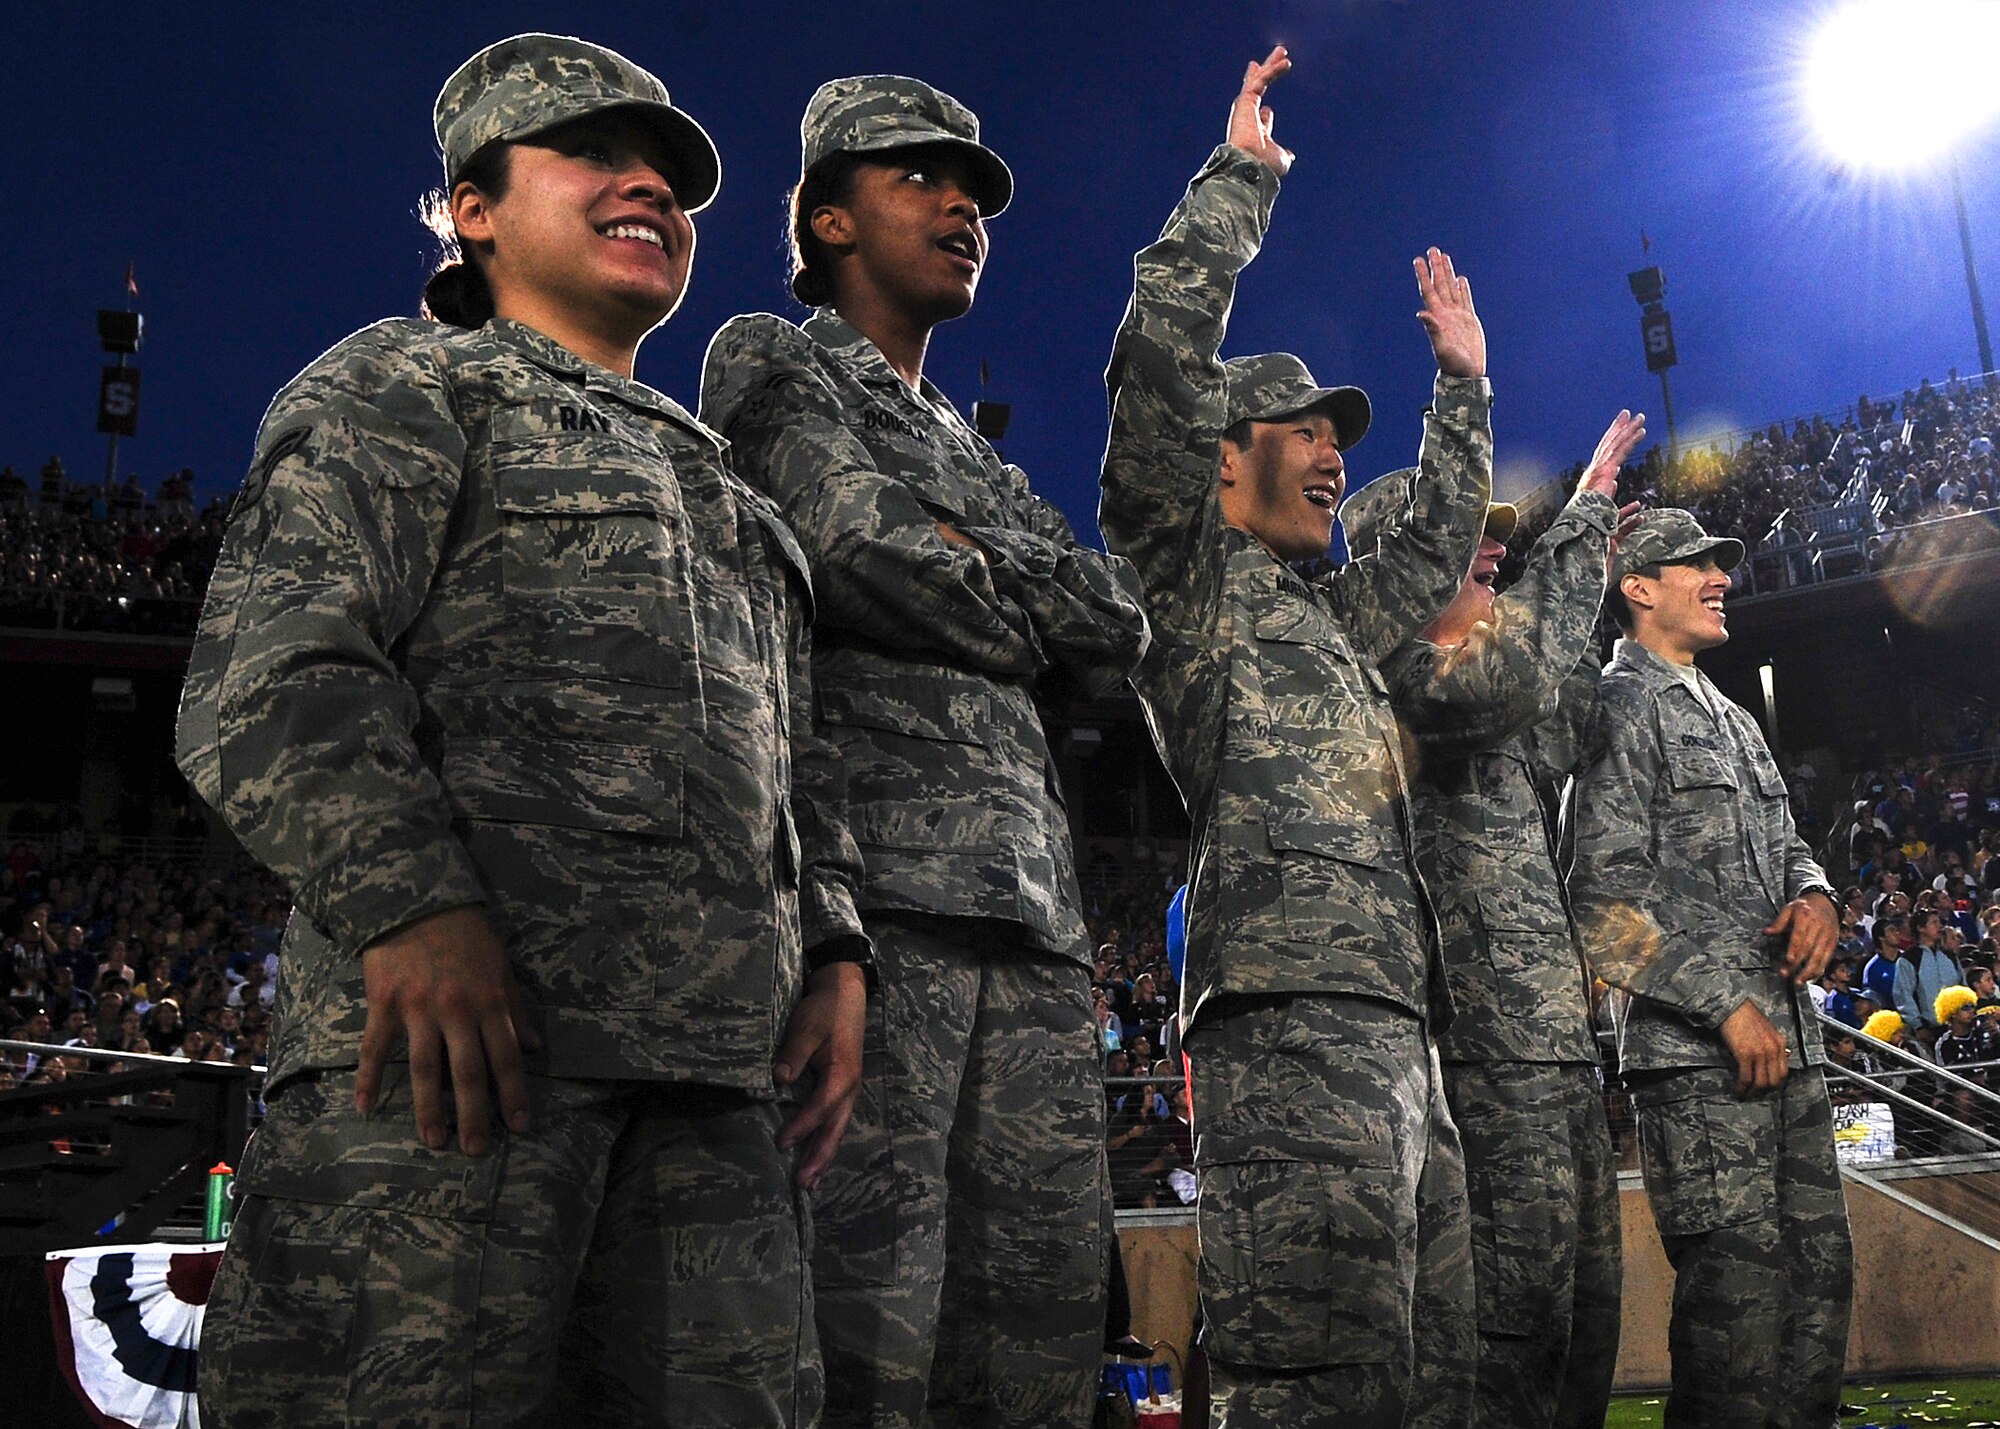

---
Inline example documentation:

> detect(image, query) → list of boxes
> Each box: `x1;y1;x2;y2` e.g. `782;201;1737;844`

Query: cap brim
1262;386;1372;450
1696;536;1745;572
516;99;722;213
841;136;1013;216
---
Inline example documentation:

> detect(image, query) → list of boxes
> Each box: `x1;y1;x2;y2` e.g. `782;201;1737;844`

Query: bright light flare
1803;0;2000;170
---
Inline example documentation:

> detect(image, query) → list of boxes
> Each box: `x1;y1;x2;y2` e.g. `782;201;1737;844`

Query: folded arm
702;316;1044;675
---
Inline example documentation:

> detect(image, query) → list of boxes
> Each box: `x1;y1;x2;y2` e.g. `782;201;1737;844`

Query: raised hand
1228;46;1295;175
1414;248;1486;379
1579;410;1647;501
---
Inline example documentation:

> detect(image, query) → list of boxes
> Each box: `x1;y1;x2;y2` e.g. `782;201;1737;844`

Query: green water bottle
205;1162;235;1241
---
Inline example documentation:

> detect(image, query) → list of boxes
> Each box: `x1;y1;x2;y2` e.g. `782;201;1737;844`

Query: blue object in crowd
1166;884;1187;984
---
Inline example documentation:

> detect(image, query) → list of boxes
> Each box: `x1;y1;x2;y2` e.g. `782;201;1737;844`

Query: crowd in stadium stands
7;373;1995;644
1079;842;1196;1209
0;458;229;635
1500;371;2000;587
0;841;289;1095
1800;748;2000;1154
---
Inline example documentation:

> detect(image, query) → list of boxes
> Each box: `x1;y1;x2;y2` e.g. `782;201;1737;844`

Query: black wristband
805;934;877;993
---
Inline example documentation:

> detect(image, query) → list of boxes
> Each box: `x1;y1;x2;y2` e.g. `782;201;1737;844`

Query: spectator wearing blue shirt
1862;916;1910;1012
1819;960;1863;1029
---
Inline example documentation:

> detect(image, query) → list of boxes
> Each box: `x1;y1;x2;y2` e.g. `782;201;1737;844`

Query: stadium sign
97;366;141;436
1641;311;1677;374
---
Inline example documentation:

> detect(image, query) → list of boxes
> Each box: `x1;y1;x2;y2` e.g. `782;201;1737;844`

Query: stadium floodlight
1803;0;2000;375
1803;0;2000;171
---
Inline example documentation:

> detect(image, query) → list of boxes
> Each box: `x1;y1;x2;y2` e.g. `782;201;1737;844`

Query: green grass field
1607;1379;2000;1427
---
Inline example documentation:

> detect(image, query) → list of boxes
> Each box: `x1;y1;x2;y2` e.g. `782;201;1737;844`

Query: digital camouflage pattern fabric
1607;504;1743;583
1099;143;1491;1428
702;301;1145;1427
1380;486;1615;1067
1190;995;1473;1429
1632;1067;1853;1429
805;915;1109;1428
797;74;1012;214
1445;1061;1622;1429
1378;488;1624;1428
179;316;865;1093
1572;570;1850;1429
179;313;864;1425
1571;635;1835;1074
200;1072;819;1428
702;308;1147;961
1221;352;1370;445
432;32;720;208
1099;143;1492;1037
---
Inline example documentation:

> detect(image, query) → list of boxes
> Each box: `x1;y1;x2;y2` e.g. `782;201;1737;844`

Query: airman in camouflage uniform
700;73;1149;1429
1571;508;1851;1429
1359;409;1646;1429
178;34;868;1428
1098;50;1490;1429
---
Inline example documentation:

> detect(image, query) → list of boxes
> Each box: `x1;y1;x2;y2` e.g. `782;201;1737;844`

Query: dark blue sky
6;2;1997;542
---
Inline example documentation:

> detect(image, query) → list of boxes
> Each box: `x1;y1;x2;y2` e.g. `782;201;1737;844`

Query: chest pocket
1253;597;1389;745
1660;740;1746;905
491;433;691;689
1741;734;1789;802
1664;744;1736;795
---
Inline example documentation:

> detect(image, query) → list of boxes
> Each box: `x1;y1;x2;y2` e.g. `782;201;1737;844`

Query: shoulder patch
239;426;312;509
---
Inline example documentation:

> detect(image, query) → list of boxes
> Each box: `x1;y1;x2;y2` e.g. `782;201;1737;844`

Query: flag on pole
125;263;139;302
1640;229;1651;255
979;358;990;388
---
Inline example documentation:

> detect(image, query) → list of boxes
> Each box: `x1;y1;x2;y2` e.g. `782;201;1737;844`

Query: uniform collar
1612;635;1707;687
485;318;722;447
804;307;959;419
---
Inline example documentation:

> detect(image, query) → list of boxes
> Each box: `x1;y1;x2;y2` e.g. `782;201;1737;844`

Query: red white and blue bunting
44;1243;223;1429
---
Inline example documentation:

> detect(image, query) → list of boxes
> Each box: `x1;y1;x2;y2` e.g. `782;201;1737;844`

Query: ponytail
417;143;511;328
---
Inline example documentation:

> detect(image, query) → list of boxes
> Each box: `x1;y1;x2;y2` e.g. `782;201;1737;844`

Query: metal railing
0;1040;261;1253
1104;1075;1192;1213
1818;1009;2000;1164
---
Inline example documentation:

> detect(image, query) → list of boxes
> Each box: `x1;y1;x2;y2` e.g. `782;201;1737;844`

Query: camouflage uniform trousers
199;1067;818;1428
811;912;1110;1429
1187;993;1473;1429
1632;1064;1854;1429
1443;1060;1622;1429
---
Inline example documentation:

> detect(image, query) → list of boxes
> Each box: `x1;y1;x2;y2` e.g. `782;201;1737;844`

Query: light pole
1949;159;1995;378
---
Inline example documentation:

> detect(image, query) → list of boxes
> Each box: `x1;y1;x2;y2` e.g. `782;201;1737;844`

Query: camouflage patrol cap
801;75;1012;215
1336;475;1515;558
435;34;722;213
1609;507;1744;584
1223;354;1371;450
1336;468;1414;556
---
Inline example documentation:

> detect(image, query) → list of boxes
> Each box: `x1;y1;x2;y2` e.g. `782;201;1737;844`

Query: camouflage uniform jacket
1099;145;1494;1032
1571;637;1836;1074
700;309;1149;961
177;316;865;1092
1380;489;1617;1065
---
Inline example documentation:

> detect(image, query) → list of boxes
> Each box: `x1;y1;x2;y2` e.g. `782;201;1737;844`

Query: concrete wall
1118;1163;2000;1390
1611;1170;2000;1388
